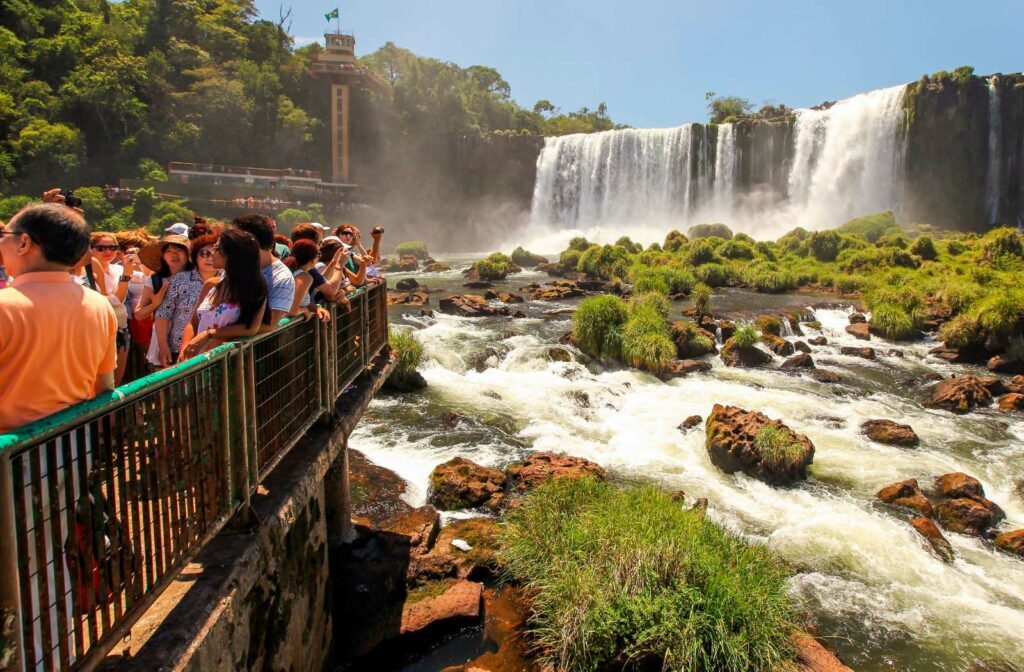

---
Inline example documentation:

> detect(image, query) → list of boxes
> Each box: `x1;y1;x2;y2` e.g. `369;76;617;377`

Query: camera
61;189;83;209
371;226;384;235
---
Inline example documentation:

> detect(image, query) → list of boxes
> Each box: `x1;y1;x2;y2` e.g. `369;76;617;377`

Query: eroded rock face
860;420;920;447
506;452;607;493
994;529;1024;558
530;281;585;301
910;517;954;563
407;518;501;586
704;405;814;486
845;323;871;340
720;339;773;368
925;376;994;414
427;457;506;511
400;579;483;636
388;291;430;307
876;479;934;517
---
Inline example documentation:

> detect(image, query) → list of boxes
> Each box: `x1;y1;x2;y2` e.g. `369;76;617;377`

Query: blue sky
255;0;1023;128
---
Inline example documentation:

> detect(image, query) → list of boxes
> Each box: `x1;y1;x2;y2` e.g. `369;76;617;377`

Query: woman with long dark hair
180;229;267;359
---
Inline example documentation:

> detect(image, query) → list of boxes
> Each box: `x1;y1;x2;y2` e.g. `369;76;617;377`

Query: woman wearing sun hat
135;234;193;367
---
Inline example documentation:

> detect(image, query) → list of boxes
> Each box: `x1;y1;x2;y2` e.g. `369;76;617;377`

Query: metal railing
0;283;389;672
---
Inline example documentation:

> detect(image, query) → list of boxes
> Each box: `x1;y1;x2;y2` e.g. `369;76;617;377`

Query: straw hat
140;234;191;273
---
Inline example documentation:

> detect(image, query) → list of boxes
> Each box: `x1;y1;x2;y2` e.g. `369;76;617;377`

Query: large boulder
407;518;501;586
876;479;934;517
531;281;585;301
860;420;920;447
781;353;816;370
704;405;814;486
506;452;607;494
808;336;828;346
840;346;876;359
427;457;506;511
720;338;773;368
996;393;1024;412
661;359;712;379
762;334;796;356
936;498;998;536
400;579;483;636
910;517;955;563
845;323;871;340
925;376;994;414
935;472;984;499
382;506;441;557
439;294;514;318
994;530;1024;558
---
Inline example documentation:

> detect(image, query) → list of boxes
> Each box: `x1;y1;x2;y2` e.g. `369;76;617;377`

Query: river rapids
354;258;1024;672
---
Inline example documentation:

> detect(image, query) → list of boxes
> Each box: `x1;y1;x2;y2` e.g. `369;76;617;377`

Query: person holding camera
90;232;134;384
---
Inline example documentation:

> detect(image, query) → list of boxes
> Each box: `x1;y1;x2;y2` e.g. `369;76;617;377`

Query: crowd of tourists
0;189;385;435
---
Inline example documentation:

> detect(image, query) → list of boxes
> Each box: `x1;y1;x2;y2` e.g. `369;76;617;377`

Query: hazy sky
255;0;1023;128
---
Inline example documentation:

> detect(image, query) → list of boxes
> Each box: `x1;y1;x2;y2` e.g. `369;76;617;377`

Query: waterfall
985;76;1002;224
530;84;909;240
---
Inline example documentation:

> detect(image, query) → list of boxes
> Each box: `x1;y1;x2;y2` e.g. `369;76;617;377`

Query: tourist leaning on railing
90;231;133;384
234;214;296;332
285;239;331;322
179;228;268;359
150;234;218;368
0;203;118;433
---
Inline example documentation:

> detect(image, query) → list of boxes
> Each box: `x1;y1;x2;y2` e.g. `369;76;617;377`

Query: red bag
129;316;153;347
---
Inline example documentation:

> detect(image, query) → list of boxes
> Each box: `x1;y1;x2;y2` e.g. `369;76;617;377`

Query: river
352;256;1024;672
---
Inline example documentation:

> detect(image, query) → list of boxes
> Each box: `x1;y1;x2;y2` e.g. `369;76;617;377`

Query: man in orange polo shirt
0;203;117;434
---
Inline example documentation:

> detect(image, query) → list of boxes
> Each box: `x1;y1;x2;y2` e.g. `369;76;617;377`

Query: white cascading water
528;84;908;245
985;76;1002;224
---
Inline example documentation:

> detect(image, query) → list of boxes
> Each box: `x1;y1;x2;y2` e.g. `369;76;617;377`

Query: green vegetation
754;316;783;337
471;252;520;280
388;327;425;386
621;295;675;374
688;223;734;240
837;210;901;243
510;246;546;267
500;478;797;672
572;295;629;359
692;283;712;317
671;321;716;357
732;324;761;349
869;303;917;340
754;426;806;469
396;241;431;259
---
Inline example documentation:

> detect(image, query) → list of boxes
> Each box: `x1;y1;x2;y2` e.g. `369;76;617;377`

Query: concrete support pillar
324;436;355;546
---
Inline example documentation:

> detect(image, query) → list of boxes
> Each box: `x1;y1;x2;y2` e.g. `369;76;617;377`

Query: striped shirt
262;259;296;315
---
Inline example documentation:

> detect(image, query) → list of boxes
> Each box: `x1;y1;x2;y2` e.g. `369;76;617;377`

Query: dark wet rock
500;293;524;304
467;347;500;372
1010;375;1024;394
387;290;430;307
910;517;955;563
876;479;935;517
809;369;843;384
400;579;483;636
690;498;709;516
484;289;500;300
462;280;493;289
887;349;905;358
994;529;1024;558
936;473;985;499
679;415;703;431
427;457;506;512
860;420;919;447
568;390;590;407
419;308;434;318
849;312;867;324
845;323;871;340
349;449;413;527
925;376;994;414
512;310;527;319
794;340;812;354
937;498;999;536
531;281;585;301
988;355;1024;374
441;411;466;430
781;353;816;370
383;506;441;557
384;369;428;392
899;371;944;389
762;333;796;356
704;405;815;486
661;359;712;379
721;338;773;368
559;331;576;346
395;278;420;291
506;452;607;494
840;346;876;359
519;283;541;293
576;279;611;292
717;320;737;341
439;294;513;318
997;393;1024;412
670;490;687;502
548;347;572;363
977;376;1008;396
808;336;828;346
423;262;451;273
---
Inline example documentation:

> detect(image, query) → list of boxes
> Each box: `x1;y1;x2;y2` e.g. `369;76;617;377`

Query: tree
533;99;556;116
708;96;754;124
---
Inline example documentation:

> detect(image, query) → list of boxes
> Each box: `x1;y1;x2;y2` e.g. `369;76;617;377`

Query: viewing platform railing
0;283;389;672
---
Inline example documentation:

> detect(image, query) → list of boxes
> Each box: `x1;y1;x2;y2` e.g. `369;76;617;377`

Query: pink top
196;292;241;333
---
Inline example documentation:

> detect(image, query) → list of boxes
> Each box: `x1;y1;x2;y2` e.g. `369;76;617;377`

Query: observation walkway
0;284;392;672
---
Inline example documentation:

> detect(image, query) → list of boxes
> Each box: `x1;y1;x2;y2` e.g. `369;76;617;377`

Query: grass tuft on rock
499;478;797;672
387;327;425;389
754;425;806;469
732;324;760;349
869;302;917;340
573;295;629;359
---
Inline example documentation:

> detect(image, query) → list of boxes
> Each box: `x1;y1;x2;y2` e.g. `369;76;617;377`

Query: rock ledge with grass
705;405;814;485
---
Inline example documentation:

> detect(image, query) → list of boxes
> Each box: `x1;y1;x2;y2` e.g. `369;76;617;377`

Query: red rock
840;346;876;359
661;359;713;379
704;405;814;486
910;517;954;563
845;323;871;340
506;452;607;493
996;393;1024;412
808;336;828;346
860;420;919;447
935;472;984;499
679;415;703;431
427;457;506;511
936;497;995;536
720;338;773;367
781;353;816;370
439;295;513;318
977;376;1008;396
994;529;1024;558
876;479;934;517
400;580;483;635
793;631;854;672
383;506;440;556
925;376;994;414
762;333;795;356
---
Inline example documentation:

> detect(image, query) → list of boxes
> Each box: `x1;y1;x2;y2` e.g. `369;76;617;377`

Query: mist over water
520;84;908;249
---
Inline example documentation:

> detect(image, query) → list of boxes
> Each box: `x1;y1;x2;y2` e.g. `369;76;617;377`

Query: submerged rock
679;414;703;431
910;517;955;563
704;405;815;486
661;359;712;379
876;479;934;517
762;333;796;356
506;452;607;493
840;346;876;360
860;419;920;447
427;457;506;512
781;353;816;370
808;336;828;346
925;376;994;414
809;369;843;384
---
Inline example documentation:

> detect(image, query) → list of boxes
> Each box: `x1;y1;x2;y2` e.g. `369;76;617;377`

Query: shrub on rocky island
688;222;734;240
386;327;427;391
499;477;797;672
469;252;521;280
572;295;628;359
395;241;430;259
510;246;547;267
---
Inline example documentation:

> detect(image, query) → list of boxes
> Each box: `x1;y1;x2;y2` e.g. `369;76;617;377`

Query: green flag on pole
325;8;339;21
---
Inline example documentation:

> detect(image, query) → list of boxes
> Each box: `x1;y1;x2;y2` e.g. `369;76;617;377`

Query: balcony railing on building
0;283;389;672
